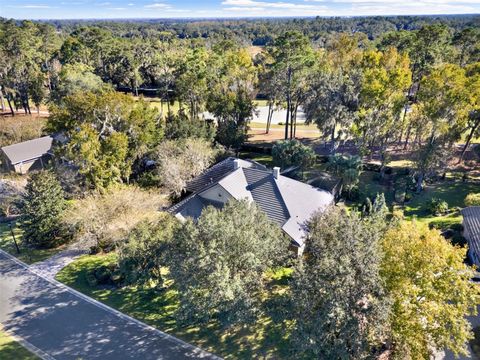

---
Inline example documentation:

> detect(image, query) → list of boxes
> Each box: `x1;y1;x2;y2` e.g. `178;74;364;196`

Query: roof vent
233;159;241;170
273;167;280;179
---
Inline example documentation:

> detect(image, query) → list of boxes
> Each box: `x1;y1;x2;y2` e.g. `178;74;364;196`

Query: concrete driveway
0;250;220;360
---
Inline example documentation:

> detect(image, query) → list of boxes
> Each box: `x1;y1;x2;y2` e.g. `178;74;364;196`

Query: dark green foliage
215;118;248;150
272;139;316;170
451;223;464;232
428;197;449;215
165;112;215;141
117;215;178;288
20;171;67;249
451;233;467;247
327;154;363;197
290;206;388;358
167;200;288;326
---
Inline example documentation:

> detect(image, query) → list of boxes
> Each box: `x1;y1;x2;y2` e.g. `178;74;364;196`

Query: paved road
0;250;219;360
202;106;306;125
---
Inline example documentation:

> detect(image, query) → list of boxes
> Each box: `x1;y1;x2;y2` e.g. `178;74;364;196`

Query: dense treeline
0;16;479;194
38;15;480;44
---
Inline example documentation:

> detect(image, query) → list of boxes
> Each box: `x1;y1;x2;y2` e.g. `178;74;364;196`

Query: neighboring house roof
1;136;53;165
462;206;480;256
169;157;334;248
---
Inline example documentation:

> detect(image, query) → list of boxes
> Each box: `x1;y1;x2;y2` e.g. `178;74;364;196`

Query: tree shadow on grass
0;255;212;360
56;254;296;359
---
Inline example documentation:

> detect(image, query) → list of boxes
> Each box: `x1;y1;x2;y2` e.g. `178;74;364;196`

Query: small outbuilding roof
462;206;480;256
1;136;53;165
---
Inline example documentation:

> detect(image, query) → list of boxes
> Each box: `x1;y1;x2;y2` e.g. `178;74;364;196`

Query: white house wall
199;184;232;205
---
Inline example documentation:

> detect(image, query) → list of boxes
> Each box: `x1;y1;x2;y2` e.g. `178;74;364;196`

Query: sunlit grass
0;329;38;360
0;222;63;264
56;254;293;359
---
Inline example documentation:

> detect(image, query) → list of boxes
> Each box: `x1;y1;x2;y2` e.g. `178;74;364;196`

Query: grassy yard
56;254;293;359
404;178;479;217
0;222;64;264
239;152;274;167
0;329;38;360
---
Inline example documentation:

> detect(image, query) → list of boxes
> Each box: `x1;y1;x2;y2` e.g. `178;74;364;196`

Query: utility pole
9;222;20;254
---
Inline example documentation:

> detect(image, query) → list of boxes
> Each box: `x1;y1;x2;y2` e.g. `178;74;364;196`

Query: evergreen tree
290;206;388;358
167;200;288;326
20;171;67;249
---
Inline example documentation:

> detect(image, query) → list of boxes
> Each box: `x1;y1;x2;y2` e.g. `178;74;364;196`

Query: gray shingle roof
169;158;334;247
462;207;480;256
185;157;267;193
243;167;290;226
1;136;53;165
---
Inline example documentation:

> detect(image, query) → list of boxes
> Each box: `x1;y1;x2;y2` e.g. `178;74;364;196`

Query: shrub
272;139;316;170
61;186;167;251
165;113;215;141
427;198;449;216
451;233;467;247
342;185;360;201
465;193;480;207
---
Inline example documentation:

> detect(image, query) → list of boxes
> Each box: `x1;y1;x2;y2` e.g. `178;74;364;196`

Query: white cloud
144;2;171;9
225;6;267;10
9;4;52;8
222;0;325;9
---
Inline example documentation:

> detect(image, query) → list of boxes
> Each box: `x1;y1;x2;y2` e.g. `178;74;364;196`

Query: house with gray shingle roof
168;157;334;255
1;136;53;174
461;206;480;267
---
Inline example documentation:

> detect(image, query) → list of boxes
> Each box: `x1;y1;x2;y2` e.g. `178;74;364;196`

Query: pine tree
20;171;66;249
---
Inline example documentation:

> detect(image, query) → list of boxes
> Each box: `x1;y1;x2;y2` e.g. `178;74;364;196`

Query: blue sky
2;0;480;19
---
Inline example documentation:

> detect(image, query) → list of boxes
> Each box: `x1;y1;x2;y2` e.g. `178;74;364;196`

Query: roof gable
185;157;266;193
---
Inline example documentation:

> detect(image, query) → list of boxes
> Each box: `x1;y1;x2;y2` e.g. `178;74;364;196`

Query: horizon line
5;13;480;21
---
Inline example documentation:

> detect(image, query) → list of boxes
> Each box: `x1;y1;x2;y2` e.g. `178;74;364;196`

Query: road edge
0;249;221;360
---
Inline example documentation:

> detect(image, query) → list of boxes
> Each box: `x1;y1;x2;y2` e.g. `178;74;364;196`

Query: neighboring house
461;206;480;267
168;157;334;255
1;136;53;174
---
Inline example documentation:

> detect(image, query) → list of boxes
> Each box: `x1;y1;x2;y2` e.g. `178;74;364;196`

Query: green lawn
0;329;38;360
56;254;293;359
239;152;274;167
348;170;479;228
0;222;64;264
404;178;479;217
